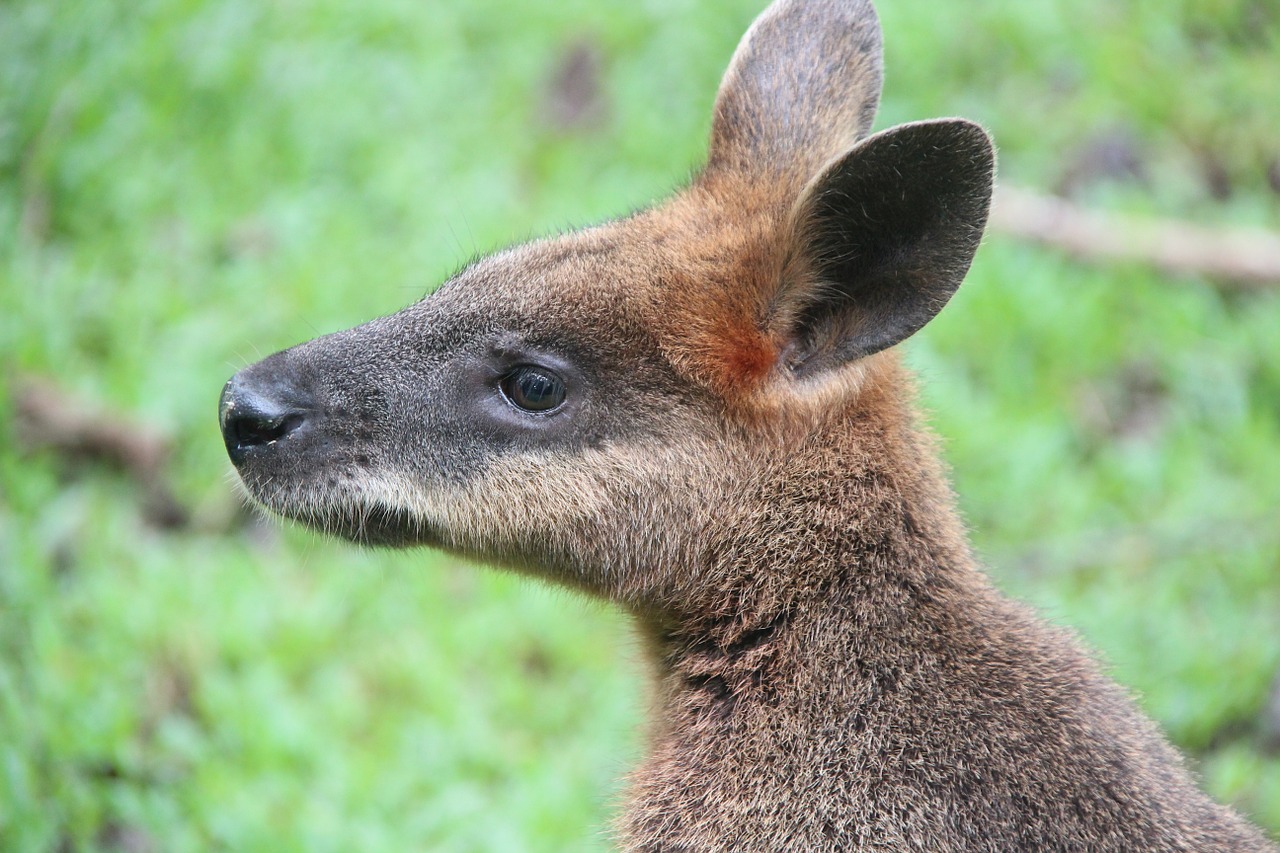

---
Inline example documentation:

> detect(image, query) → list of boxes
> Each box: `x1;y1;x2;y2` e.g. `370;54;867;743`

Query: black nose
219;370;312;464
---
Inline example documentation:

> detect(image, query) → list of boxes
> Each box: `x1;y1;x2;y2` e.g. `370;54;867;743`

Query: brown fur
220;1;1277;849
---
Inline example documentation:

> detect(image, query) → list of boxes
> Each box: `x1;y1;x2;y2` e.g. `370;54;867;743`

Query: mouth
233;471;440;549
311;502;438;548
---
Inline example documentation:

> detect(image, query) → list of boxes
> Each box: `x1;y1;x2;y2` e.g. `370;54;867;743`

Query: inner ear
774;119;995;378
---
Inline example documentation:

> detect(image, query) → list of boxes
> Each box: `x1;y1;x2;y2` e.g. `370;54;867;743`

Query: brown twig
13;376;190;529
990;185;1280;289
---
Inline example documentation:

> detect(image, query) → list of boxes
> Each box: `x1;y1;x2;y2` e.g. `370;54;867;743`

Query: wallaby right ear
771;119;995;380
704;0;883;190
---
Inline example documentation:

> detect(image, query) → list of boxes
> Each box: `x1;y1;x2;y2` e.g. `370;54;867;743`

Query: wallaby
218;1;1277;849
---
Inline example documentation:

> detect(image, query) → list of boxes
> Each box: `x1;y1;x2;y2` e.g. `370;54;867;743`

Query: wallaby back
219;1;1277;850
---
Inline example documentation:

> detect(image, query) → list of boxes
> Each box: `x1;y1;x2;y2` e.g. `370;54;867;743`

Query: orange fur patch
630;187;790;403
705;314;778;391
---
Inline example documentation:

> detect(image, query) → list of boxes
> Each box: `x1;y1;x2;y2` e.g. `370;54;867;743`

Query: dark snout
219;357;315;465
217;322;445;548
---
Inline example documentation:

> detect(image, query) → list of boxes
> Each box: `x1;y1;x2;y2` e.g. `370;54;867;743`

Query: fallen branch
13;376;190;529
990;185;1280;289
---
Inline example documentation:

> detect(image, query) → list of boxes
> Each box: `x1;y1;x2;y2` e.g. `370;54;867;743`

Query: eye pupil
502;366;566;412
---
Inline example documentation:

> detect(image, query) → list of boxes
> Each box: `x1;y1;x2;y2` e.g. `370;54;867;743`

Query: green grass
2;0;1277;849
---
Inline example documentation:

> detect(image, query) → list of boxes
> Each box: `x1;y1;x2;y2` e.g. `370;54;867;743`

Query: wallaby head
220;0;989;612
220;1;1275;850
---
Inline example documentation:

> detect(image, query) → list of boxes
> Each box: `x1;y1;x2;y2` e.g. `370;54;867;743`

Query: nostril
228;409;307;449
219;374;313;461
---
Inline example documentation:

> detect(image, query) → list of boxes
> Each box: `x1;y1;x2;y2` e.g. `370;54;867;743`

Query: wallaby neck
638;373;995;717
621;479;1008;848
643;359;985;635
639;507;989;724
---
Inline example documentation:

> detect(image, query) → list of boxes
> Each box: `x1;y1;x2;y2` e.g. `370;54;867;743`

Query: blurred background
1;0;1277;849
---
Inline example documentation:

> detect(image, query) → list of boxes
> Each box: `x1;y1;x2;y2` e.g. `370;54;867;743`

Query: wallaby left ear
773;119;995;379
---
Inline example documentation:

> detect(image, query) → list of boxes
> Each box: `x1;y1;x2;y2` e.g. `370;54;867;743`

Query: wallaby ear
773;119;995;379
705;0;883;188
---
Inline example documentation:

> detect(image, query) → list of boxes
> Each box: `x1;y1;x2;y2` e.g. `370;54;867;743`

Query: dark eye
500;365;566;412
